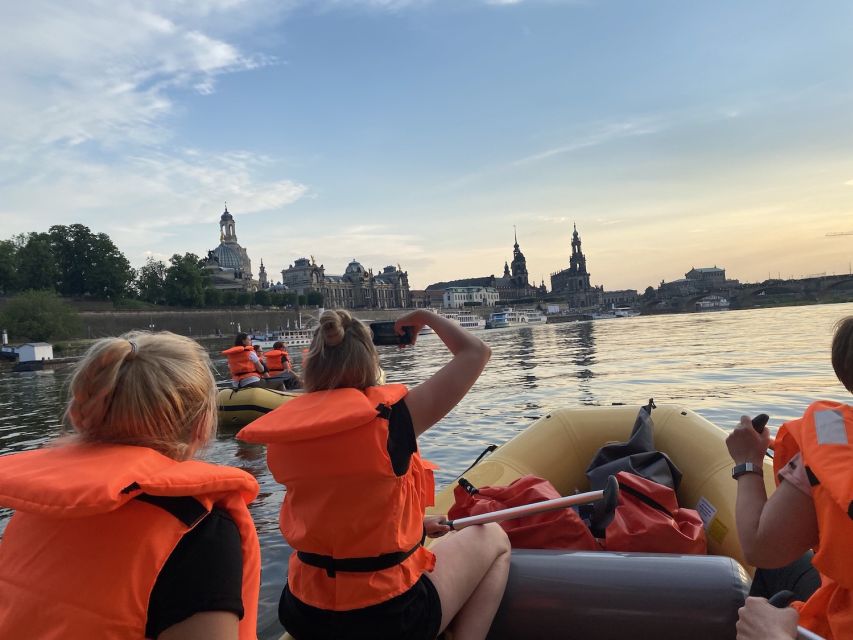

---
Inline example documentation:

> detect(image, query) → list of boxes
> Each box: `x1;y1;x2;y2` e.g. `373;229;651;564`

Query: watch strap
732;462;763;479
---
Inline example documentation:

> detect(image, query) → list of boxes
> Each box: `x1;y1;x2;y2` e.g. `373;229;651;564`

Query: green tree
254;290;271;306
136;258;167;304
642;286;656;302
16;233;58;292
204;287;223;307
222;290;238;307
236;291;252;306
0;239;19;294
306;291;324;306
48;224;134;299
0;290;82;341
164;253;206;307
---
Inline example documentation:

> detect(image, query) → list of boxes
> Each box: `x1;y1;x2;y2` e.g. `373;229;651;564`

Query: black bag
585;399;682;492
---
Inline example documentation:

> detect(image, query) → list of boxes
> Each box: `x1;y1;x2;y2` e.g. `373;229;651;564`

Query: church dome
220;207;234;222
345;260;365;275
211;243;243;271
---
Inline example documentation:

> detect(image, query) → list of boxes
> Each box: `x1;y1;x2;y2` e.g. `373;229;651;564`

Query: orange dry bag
601;471;706;554
447;475;598;551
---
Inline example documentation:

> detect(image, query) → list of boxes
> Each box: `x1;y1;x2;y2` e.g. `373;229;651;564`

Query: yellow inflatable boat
277;404;771;640
217;386;300;428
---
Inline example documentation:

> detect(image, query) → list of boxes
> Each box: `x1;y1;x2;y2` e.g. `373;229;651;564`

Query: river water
1;303;851;637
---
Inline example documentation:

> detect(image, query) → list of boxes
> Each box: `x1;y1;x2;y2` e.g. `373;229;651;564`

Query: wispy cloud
511;120;662;167
0;0;302;261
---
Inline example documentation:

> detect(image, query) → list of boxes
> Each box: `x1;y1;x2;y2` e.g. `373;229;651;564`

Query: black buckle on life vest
805;466;820;487
376;403;392;420
297;539;422;579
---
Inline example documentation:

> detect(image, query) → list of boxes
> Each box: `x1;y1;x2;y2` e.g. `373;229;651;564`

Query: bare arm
248;351;265;374
394;310;491;436
726;416;819;567
158;611;239;640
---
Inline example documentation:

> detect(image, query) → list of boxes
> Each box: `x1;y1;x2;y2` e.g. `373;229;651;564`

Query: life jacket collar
238;384;407;444
0;443;259;518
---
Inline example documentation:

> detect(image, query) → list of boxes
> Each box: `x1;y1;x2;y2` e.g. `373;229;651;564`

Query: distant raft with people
217;386;300;428
275;403;768;640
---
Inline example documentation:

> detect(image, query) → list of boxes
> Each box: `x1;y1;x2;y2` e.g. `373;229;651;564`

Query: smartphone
370;321;414;346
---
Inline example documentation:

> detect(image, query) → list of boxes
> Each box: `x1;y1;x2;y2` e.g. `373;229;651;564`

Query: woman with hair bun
239;309;510;640
0;331;261;640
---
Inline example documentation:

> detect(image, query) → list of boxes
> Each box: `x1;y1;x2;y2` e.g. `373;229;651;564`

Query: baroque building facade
281;257;410;309
425;230;545;303
203;206;258;291
550;224;603;309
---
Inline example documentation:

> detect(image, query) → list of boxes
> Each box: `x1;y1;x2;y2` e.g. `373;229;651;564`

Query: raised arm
726;416;819;567
394;310;491;436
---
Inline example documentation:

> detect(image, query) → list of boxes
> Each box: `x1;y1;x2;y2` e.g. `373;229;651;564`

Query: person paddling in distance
238;309;510;640
0;331;261;640
727;316;853;640
223;332;266;389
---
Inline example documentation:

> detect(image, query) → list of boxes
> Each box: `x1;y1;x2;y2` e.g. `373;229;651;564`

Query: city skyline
2;1;852;291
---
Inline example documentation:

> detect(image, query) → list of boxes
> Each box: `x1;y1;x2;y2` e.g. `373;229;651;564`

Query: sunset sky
2;0;852;291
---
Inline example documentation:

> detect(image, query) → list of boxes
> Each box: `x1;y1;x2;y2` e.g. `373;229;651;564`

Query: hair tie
126;340;138;360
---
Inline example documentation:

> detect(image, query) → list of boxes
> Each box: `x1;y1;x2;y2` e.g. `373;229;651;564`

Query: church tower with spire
510;227;530;288
550;222;601;308
258;260;268;289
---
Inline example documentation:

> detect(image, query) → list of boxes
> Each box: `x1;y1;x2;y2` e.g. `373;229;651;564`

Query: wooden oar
446;475;619;531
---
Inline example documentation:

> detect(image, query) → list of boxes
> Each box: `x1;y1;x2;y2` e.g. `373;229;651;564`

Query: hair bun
320;310;346;347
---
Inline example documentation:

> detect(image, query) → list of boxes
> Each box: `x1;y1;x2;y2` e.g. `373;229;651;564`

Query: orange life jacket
773;400;853;640
264;349;290;375
238;384;437;611
222;345;258;382
0;443;261;640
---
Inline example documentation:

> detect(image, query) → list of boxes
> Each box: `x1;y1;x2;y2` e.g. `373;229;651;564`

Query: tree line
0;224;323;309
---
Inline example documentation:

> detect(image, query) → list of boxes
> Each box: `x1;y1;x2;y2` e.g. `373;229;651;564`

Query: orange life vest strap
296;533;425;578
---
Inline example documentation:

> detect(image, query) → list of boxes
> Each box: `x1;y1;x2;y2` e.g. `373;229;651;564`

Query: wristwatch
731;462;763;480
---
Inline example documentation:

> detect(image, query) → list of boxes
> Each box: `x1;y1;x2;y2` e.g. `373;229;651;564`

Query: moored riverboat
250;328;314;350
439;310;486;330
488;307;547;328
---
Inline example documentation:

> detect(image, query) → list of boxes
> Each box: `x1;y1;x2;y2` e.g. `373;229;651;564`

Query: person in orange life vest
265;341;301;390
727;316;853;640
265;341;292;375
0;331;262;640
238;309;510;640
223;332;265;389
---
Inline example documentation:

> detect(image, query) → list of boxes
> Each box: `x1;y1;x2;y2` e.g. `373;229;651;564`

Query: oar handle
752;414;770;434
768;591;826;640
446;477;618;531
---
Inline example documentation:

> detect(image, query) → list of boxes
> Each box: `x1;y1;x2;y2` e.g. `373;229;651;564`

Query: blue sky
1;0;852;290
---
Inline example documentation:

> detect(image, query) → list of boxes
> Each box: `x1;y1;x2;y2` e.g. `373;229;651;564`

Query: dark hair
831;316;853;393
235;332;249;346
273;341;285;350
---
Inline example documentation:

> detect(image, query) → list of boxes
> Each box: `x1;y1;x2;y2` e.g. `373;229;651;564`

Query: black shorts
279;575;442;640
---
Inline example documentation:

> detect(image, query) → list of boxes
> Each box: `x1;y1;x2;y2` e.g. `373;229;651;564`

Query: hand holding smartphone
370;321;414;346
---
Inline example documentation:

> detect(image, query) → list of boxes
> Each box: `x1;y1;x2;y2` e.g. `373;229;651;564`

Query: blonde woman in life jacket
239;309;510;640
0;331;261;640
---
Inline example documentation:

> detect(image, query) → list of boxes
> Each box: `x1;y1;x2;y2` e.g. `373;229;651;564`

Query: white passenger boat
250;328;315;349
488;308;547;328
439;310;486;330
